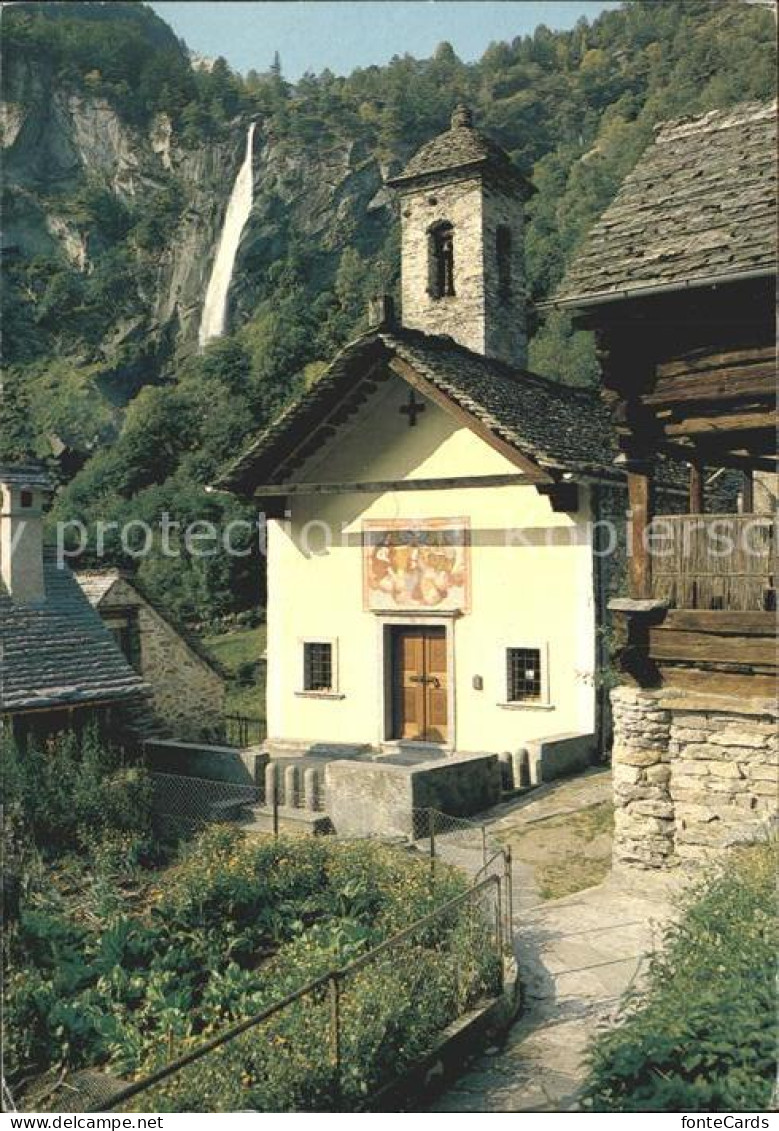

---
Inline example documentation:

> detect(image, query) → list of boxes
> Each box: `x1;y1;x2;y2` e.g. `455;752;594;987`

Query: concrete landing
241;806;333;836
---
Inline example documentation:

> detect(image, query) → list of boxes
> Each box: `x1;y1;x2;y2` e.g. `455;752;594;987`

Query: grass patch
499;800;614;900
202;625;267;673
581;843;777;1112
201;625;267;723
536;855;612;901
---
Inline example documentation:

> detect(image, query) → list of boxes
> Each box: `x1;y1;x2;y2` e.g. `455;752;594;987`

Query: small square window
506;647;542;702
304;642;333;692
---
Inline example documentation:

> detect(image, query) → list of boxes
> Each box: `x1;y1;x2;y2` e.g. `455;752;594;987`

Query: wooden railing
650;513;776;611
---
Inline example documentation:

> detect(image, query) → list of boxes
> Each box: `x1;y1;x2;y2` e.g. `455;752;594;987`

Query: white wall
265;374;596;754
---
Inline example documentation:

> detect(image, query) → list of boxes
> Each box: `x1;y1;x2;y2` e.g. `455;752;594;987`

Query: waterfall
198;122;256;350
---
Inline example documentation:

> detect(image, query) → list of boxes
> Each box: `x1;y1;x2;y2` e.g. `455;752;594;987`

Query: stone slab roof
383;329;617;475
0;462;53;490
388;105;530;193
75;569;226;679
1;552;149;714
553;100;777;307
217;326;619;493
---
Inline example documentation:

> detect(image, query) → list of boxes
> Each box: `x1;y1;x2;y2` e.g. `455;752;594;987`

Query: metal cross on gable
399;389;426;427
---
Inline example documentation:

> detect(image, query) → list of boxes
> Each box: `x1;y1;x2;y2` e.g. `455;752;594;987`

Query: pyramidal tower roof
388;105;530;194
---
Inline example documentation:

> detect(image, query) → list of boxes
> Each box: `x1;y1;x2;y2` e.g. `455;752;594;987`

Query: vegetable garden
2;731;502;1112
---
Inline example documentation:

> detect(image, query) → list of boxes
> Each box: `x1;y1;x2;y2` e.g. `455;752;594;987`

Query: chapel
219;107;624;770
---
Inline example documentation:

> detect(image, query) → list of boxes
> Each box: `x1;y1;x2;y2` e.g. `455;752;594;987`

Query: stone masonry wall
398;170;526;368
99;579;225;741
399;173;485;354
481;180;527;369
612;685;777;869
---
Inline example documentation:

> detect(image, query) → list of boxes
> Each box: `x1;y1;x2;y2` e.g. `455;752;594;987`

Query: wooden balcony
650;513;776;612
612;514;777;699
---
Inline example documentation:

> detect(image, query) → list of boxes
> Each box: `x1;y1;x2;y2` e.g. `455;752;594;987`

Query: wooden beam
649;627;776;667
689;460;704;514
260;497;289;518
253;473;535;497
657;666;777;701
628;466;653;600
537;483;580;512
661;610;775;637
742;469;754;513
657;344;774;378
665;409;776;436
388;357;554;484
645;366;775;406
658;442;776;474
274;361;386;480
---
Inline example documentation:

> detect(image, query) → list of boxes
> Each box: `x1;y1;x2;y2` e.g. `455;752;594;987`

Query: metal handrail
92;873;502;1113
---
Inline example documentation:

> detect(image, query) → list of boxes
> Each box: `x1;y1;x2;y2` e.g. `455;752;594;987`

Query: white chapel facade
220;107;618;760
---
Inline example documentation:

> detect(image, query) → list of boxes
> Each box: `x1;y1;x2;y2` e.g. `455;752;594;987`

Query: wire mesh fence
147;776;513;935
408;808;513;942
410;806;492;862
62;876;506;1114
149;771;260;835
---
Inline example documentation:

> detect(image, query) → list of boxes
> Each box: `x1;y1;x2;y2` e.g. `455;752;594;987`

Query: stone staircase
241;758;333;835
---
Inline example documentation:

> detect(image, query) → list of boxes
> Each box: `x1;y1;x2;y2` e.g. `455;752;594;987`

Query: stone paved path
424;773;680;1113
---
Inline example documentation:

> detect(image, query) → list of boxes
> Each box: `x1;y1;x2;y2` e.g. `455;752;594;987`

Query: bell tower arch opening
428;220;456;299
388;105;530;367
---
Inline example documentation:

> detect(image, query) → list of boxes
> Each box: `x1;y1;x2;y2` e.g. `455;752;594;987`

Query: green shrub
581;844;777;1112
1;729;152;856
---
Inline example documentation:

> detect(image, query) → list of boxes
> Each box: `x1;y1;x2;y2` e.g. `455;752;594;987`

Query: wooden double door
391;626;448;743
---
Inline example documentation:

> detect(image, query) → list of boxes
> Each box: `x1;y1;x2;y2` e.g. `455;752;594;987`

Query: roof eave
544;265;775;313
1;684;151;715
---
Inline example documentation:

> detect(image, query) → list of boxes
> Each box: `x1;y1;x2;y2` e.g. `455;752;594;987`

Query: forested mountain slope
1;0;774;618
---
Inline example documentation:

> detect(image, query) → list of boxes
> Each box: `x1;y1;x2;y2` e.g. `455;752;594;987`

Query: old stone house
0;464;149;743
217;107;636;786
75;571;226;741
553;101;777;868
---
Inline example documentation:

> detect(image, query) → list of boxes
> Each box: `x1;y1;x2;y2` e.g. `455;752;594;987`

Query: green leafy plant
5;822;498;1111
581;844;777;1112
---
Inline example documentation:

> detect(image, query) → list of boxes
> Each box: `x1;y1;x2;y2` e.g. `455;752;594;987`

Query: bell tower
388;105;531;368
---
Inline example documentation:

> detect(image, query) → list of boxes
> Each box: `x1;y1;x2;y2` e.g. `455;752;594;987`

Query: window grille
304;641;333;692
506;647;542;702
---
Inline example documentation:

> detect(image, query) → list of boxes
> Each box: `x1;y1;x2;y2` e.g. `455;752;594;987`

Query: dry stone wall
99;578;225;741
611;685;777;869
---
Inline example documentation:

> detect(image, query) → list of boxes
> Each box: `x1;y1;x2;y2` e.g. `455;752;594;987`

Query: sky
150;1;621;80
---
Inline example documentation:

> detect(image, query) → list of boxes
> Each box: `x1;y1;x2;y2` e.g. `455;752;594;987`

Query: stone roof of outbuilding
0;462;53;490
0;552;149;714
216;326;619;494
553;100;777;307
388;105;531;194
75;569;226;679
